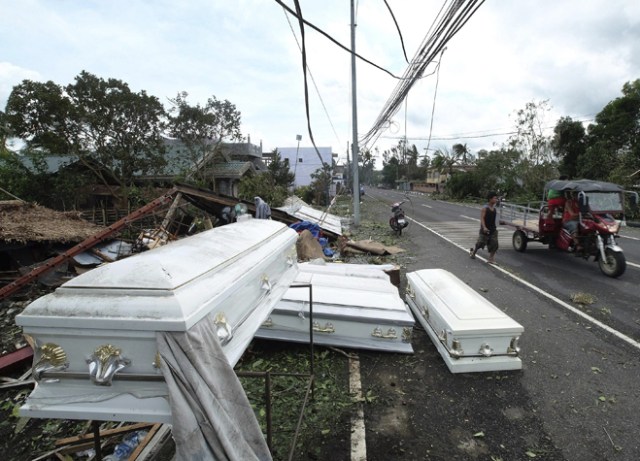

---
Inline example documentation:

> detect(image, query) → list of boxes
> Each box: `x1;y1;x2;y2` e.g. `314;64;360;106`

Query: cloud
1;0;639;163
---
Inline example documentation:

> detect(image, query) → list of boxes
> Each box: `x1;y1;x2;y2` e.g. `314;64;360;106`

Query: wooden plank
0;379;35;390
54;422;154;447
127;423;162;460
0;346;33;372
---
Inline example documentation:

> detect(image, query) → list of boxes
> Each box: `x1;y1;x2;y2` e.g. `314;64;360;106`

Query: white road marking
421;204;432;208
619;234;640;241
628;261;640;269
461;215;479;221
408;216;640;352
349;355;367;461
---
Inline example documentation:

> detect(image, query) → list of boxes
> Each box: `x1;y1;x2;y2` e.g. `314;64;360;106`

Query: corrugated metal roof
211;161;254;178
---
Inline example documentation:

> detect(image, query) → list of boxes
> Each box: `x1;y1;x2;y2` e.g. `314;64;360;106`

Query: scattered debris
570;292;597;305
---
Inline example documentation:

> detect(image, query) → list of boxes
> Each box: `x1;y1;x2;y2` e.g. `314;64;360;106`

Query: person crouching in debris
254;196;272;219
220;206;236;225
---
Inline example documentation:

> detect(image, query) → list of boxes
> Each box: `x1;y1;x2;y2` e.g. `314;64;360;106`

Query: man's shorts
476;229;499;253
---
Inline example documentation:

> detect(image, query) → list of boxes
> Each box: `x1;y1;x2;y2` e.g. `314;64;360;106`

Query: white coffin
16;220;299;423
256;264;414;353
298;261;397;279
406;269;523;373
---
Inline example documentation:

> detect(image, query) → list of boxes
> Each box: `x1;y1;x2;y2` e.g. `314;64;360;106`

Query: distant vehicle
499;179;638;278
360;185;365;196
389;201;408;236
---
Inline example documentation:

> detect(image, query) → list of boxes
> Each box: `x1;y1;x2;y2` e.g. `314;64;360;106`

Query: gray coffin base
256;264;414;353
406;268;523;373
16;220;299;423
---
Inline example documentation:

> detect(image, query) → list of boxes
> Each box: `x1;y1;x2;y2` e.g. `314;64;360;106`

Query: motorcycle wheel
512;230;528;252
598;248;626;278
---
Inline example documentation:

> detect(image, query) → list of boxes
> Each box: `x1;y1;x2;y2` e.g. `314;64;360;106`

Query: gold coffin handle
371;327;398;339
312;321;335;334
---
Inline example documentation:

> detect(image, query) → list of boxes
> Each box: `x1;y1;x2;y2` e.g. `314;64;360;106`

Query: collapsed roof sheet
277;201;343;236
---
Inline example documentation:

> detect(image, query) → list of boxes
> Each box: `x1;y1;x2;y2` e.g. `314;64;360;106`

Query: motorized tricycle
499;179;638;278
389;201;409;236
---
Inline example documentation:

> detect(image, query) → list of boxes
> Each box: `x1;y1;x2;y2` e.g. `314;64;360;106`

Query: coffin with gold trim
15;220;298;423
256;263;414;353
406;269;523;373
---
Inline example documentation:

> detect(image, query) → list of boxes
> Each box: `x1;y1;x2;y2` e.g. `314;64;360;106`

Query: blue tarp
289;221;321;238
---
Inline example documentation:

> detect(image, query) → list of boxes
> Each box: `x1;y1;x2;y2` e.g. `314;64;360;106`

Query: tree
551;116;586;179
5;71;168;204
580;79;640;186
419;153;430;168
0;152;32;201
308;164;333;206
238;150;293;207
452;143;474;165
167;91;243;188
238;173;289;207
0;110;11;157
507;99;553;166
268;149;295;189
381;156;400;187
358;148;376;186
405;144;424;180
432;147;461;176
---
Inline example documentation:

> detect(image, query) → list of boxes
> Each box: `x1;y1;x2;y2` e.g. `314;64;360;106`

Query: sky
2;0;640;167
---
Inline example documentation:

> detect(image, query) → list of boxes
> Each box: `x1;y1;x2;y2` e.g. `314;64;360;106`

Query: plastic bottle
112;441;134;460
110;430;149;460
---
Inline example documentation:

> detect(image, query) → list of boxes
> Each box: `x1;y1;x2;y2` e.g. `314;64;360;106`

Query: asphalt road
359;188;640;461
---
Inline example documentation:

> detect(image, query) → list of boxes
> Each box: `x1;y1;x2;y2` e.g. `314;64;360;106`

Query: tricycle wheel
598;248;625;278
512;230;528;252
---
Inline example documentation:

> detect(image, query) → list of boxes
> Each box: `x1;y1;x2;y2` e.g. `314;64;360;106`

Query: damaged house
0;200;107;286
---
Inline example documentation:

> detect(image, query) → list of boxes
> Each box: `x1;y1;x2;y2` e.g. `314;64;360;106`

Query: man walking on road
470;191;499;265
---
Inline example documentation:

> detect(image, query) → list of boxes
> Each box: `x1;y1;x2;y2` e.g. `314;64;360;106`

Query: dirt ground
348;196;566;461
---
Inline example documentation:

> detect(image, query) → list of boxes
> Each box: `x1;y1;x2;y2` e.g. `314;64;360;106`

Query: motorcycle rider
562;192;581;251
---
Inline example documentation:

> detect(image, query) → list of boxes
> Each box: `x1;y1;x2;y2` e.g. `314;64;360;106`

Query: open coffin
406;269;523;373
256;263;414;353
16;220;299;423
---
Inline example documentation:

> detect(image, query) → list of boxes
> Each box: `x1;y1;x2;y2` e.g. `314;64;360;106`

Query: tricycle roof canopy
545;179;623;193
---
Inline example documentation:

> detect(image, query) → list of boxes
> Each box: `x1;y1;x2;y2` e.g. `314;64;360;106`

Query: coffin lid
17;220;298;331
407;269;523;335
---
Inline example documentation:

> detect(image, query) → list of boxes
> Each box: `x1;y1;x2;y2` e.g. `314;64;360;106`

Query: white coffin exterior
16;220;299;423
256;264;414;353
406;269;523;373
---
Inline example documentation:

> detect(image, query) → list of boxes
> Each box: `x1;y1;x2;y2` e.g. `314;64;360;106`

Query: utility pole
351;0;360;226
293;134;302;189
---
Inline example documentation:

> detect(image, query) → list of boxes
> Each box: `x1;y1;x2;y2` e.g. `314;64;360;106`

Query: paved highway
369;188;640;344
360;187;640;460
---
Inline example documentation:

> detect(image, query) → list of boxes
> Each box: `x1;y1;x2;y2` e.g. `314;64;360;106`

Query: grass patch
236;343;354;460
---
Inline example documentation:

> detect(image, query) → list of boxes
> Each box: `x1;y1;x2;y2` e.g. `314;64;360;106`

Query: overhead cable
282;7;342;147
360;0;485;148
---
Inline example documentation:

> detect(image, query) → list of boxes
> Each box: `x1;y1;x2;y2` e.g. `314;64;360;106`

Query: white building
275;146;334;187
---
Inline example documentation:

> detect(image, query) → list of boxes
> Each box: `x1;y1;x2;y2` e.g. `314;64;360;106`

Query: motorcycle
551;191;626;276
389;201;409;236
501;179;638;278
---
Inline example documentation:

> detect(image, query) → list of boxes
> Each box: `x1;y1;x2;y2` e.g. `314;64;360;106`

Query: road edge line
409;217;640;352
349;355;366;461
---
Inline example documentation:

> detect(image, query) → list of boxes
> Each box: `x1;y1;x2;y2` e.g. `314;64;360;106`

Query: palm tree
452;143;474;164
432;147;462;175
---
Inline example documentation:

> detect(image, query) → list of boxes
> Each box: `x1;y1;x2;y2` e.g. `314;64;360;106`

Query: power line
380;117;596;142
360;0;486;147
281;6;342;147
